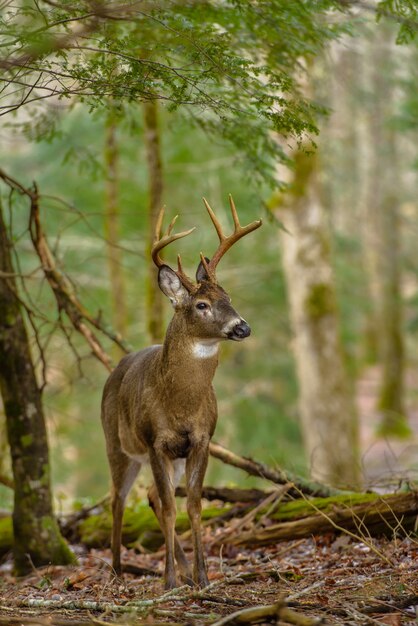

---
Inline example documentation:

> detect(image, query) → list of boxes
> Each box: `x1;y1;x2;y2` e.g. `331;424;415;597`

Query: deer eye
196;302;209;310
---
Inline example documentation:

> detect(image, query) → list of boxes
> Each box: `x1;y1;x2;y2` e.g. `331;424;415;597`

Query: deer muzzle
228;320;251;341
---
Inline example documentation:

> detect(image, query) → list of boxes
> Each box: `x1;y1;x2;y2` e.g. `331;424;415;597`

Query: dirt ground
0;528;417;626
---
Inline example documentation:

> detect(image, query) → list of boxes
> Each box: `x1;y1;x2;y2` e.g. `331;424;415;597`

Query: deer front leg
149;449;178;590
148;482;193;585
186;440;210;587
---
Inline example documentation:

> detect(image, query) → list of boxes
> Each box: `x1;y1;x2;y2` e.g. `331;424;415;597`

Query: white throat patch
192;340;220;359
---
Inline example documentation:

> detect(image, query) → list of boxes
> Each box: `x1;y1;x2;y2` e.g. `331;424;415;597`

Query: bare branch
0;169;132;371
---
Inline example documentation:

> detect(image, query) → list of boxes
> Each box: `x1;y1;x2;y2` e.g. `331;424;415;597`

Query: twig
211;486;291;547
13;585;189;613
287;580;326;602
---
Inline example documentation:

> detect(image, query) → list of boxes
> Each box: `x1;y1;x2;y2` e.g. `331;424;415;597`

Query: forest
0;1;418;625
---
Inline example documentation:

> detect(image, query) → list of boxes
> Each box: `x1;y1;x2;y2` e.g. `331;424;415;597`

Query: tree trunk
104;110;127;355
143;100;165;343
273;150;360;489
361;25;407;435
0;199;74;574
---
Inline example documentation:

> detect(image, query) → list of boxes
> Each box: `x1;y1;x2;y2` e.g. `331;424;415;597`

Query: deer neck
159;316;219;408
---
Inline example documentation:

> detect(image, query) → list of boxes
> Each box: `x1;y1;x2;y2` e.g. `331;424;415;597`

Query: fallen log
209;442;344;498
232;490;418;547
176;485;272;503
2;490;417;559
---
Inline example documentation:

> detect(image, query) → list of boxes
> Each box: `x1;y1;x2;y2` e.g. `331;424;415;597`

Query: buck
101;196;262;589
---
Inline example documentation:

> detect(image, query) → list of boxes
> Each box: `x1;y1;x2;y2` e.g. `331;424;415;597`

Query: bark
0;199;74;574
273;150;360;489
104;109;127;355
143;100;165;343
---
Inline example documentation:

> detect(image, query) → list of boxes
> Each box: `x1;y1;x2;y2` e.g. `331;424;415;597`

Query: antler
151;206;196;290
201;195;262;282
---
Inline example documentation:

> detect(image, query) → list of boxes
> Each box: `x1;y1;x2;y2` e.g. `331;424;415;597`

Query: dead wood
359;595;418;614
2;490;417;557
211;599;325;626
231;491;418;547
209;442;344;498
176;485;273;503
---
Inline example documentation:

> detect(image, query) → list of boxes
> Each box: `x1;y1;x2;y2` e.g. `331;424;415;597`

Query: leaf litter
0;527;417;625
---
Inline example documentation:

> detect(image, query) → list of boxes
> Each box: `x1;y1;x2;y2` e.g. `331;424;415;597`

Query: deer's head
152;196;262;343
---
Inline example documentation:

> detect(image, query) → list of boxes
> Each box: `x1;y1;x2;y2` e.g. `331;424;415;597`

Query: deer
101;195;262;589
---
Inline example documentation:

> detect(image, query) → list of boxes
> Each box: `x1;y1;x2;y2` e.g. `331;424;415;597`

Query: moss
289;150;317;198
270;492;378;522
79;503;229;549
20;434;33;448
40;463;51;487
375;412;412;439
304;283;336;320
0;517;13;556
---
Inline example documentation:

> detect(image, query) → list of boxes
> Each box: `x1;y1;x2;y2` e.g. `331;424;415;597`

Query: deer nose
231;321;251;340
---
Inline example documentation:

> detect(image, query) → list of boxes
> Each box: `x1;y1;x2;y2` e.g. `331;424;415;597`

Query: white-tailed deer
101;196;261;589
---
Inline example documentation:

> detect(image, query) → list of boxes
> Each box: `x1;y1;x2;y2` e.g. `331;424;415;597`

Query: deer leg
110;456;141;576
149;450;178;589
148;482;193;585
186;441;210;588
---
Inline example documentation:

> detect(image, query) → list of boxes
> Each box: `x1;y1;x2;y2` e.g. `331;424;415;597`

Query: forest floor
0;525;417;625
1;365;418;625
359;366;418;488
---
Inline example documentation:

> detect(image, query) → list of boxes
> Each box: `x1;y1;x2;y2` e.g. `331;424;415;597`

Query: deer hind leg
186;441;210;587
110;455;141;576
148;460;193;586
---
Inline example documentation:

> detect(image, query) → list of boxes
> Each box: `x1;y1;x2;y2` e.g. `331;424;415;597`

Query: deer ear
196;257;210;283
158;265;189;306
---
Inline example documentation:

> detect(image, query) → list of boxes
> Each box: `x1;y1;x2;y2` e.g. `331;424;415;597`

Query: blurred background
1;3;417;511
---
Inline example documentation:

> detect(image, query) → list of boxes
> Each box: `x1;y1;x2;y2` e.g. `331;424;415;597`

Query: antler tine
203;197;225;242
175;254;196;291
229;194;240;230
151;206;196;270
201;195;262;281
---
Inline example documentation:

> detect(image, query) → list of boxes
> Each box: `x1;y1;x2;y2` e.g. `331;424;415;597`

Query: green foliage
0;0;353;185
377;1;418;43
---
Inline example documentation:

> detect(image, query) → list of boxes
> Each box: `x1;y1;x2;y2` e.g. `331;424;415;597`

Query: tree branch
0;169;132;371
209;442;345;498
